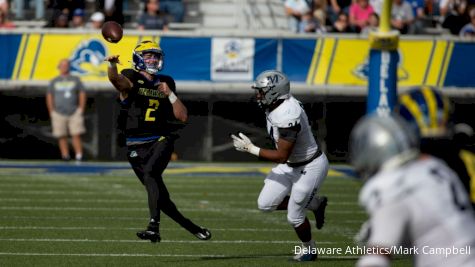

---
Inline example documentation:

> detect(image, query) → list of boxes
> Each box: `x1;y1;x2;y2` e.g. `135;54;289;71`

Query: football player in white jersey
231;70;329;262
350;114;475;267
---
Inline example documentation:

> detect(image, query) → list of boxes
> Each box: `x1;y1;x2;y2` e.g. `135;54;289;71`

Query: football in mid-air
101;21;123;43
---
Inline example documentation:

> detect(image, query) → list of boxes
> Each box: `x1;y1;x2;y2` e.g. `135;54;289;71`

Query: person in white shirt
231;70;329;262
349;114;475;267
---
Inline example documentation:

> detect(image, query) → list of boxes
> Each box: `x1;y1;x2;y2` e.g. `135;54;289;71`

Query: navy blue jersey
118;69;177;141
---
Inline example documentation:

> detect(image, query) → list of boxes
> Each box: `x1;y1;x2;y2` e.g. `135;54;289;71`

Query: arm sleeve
278;124;301;143
366;200;410;248
76;76;85;92
120;69;135;79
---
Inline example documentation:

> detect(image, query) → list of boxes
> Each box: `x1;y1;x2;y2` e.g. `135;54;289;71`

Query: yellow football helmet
132;40;164;75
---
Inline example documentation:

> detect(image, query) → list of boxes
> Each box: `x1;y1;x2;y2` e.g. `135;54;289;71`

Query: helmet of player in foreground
349;114;420;180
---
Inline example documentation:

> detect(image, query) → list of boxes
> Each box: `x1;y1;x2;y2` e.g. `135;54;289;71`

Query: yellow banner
306;39;453;87
13;34;161;81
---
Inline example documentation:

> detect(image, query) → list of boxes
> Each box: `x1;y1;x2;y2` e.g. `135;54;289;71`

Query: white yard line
0;238;339;245
0;226;294;232
0;252;360;259
0;206;365;214
0;198;359;206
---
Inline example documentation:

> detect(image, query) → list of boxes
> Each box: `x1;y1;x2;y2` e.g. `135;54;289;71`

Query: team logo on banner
211;38;254;81
70;39;109;77
353;50;408;81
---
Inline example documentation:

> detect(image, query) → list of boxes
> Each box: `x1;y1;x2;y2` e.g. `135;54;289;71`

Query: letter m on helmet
268;74;280;85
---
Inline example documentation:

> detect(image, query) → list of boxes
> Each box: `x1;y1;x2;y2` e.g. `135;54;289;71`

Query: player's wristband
108;61;117;68
249;145;260;157
168;92;178;104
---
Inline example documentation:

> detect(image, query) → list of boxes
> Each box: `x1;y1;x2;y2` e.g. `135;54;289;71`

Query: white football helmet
349;114;420;179
252;70;290;108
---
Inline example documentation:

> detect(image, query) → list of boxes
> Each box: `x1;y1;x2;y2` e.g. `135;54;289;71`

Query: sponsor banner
211;38;255;81
1;32;475;88
8;34;211;82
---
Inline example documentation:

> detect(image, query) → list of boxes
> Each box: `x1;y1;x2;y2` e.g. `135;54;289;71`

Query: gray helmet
349;114;419;180
252;70;290;107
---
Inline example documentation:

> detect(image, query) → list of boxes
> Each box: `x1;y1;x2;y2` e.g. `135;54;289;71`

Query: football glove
231;132;260;156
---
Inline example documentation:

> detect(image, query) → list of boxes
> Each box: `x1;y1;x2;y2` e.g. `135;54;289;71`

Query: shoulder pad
158;74;176;92
268;99;302;128
120;68;136;79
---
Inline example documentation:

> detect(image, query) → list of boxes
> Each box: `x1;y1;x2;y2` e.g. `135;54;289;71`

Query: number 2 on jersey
145;99;159;121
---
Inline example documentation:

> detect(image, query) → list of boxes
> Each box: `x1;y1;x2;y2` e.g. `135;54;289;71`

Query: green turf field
0;162;411;266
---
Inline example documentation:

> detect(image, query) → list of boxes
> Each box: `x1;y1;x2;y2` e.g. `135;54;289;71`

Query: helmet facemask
252;70;290;109
132;41;164;75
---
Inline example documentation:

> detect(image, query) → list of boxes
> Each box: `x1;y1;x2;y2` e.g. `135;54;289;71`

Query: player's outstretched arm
104;55;132;97
231;133;294;163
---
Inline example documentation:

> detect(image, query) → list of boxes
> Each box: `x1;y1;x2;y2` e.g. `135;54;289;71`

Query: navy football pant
127;138;201;233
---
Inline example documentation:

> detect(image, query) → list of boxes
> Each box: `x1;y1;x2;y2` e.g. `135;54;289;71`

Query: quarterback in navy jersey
105;40;211;243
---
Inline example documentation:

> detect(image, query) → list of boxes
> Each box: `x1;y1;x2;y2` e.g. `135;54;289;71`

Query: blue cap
73;9;85;17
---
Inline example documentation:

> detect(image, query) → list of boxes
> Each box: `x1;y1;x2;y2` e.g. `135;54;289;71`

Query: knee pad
287;213;305;228
257;198;275;212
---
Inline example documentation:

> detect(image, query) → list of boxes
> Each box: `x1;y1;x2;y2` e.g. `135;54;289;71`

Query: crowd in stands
0;0;474;38
283;0;475;37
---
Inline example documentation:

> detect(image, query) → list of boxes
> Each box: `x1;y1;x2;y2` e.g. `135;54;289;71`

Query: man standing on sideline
46;58;86;161
231;70;329;262
104;40;211;243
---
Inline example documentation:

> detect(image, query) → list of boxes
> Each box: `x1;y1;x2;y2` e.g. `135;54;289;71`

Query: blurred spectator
311;0;327;27
13;0;45;20
328;0;352;24
47;0;85;27
53;12;69;28
71;8;85;28
441;0;469;34
0;8;15;28
97;0;124;25
369;0;383;14
299;12;326;33
159;0;185;23
460;8;475;37
284;0;311;32
89;11;105;29
331;12;354;32
391;0;415;34
440;0;466;16
407;0;428;33
137;0;169;31
0;0;8;14
349;0;375;32
361;12;380;34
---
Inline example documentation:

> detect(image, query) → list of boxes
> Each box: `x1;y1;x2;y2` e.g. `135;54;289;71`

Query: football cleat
194;228;212;240
137;224;160;243
293;241;317;262
313;196;328;230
